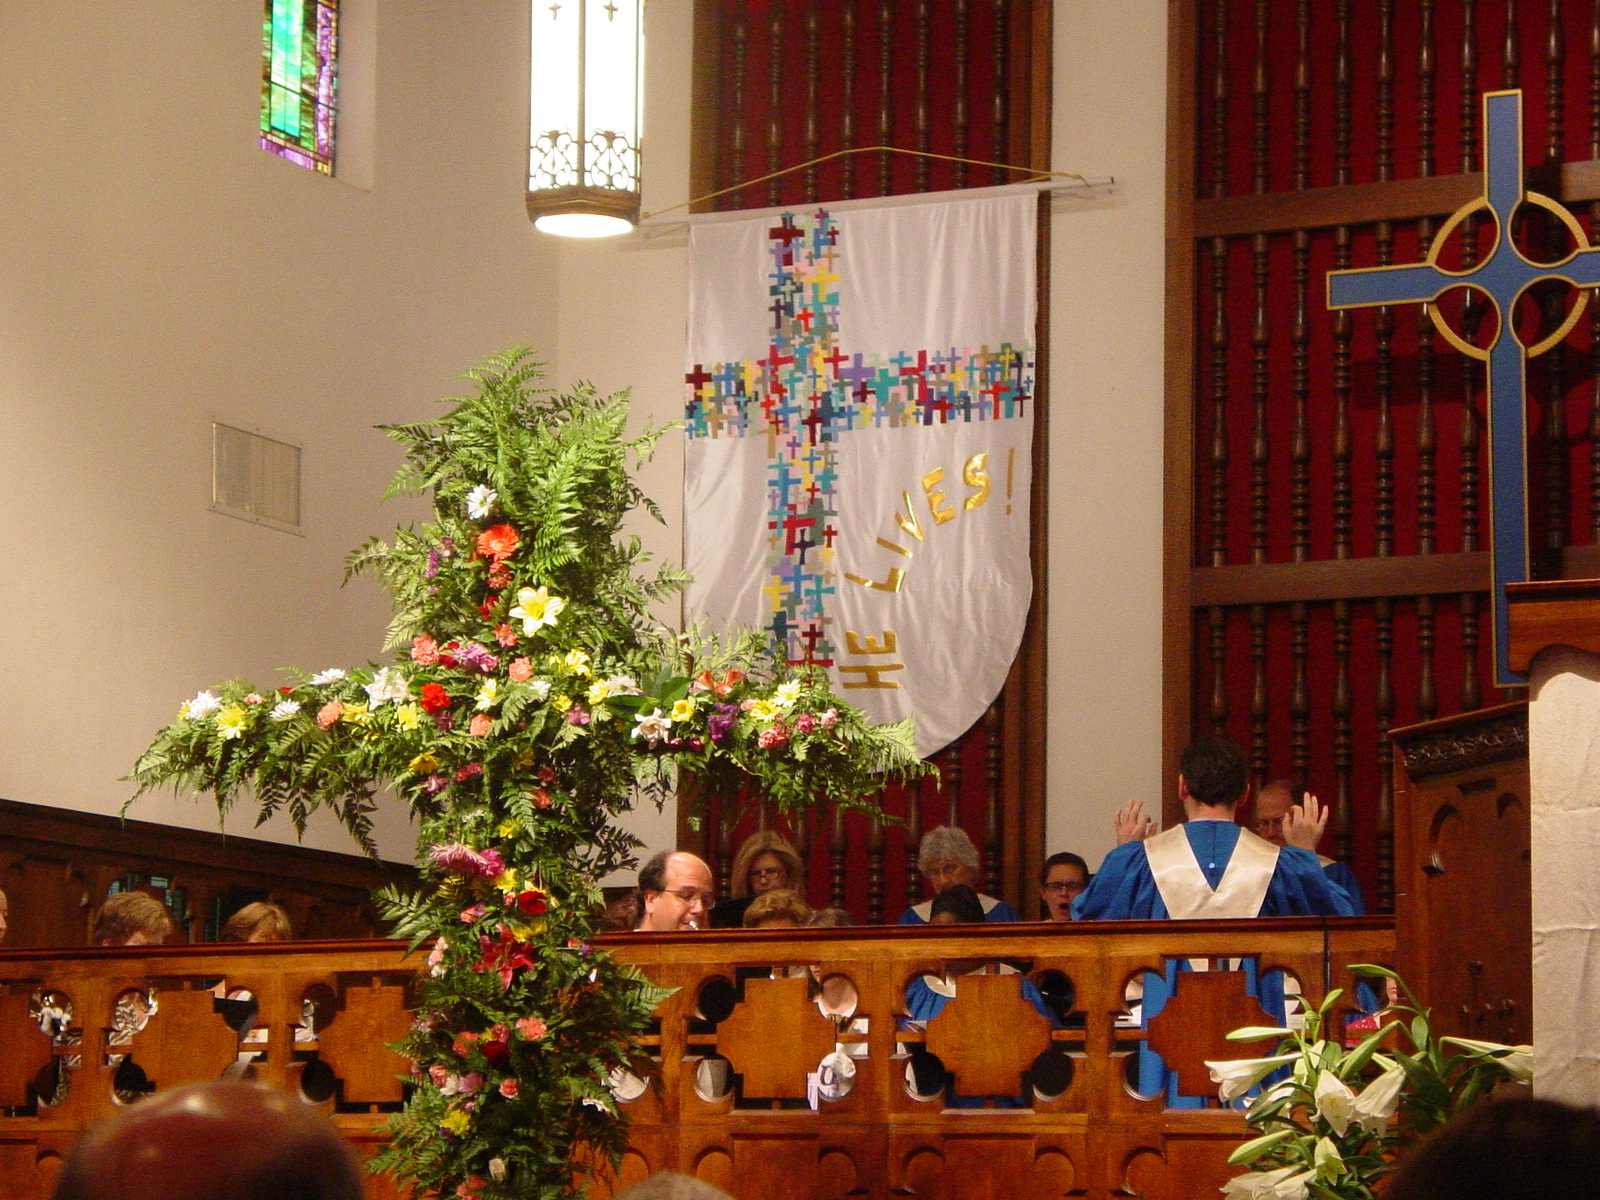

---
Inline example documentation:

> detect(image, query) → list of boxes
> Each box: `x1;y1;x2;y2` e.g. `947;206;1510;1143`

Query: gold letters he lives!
839;449;1009;689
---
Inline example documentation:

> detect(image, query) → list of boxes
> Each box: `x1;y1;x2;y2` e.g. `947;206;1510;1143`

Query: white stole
1144;824;1279;919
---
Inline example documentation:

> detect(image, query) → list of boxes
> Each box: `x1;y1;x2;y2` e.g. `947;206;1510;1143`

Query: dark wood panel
0;797;414;948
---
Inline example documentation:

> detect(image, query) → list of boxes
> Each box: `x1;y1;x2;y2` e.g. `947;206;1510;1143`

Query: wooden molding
1189;552;1490;607
1507;577;1600;672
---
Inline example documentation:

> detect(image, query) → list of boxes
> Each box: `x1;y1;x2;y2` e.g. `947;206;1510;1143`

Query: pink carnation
758;724;788;749
508;657;533;682
794;712;816;734
459;1071;484;1095
820;707;838;729
429;843;502;880
494;623;518;648
412;634;440;665
469;713;492;737
455;763;484;781
316;700;343;728
244;693;264;705
429;1064;450;1088
516;1015;548;1041
499;1077;519;1098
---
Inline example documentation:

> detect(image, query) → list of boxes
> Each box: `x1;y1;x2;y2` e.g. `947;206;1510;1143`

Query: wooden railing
0;918;1395;1200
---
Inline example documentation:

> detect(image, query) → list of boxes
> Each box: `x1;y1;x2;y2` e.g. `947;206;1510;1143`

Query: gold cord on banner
639;145;1089;222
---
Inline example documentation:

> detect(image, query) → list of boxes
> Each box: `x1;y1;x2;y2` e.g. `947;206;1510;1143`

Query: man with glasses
1254;779;1365;914
1037;852;1090;922
634;850;716;932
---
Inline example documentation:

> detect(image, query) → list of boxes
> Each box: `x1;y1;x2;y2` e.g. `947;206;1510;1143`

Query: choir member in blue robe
1253;779;1367;914
897;825;1020;924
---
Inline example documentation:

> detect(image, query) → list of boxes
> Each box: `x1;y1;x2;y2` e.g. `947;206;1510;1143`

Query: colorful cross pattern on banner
684;195;1035;756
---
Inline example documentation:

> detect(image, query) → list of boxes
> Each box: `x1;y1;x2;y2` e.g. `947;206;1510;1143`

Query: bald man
1254;779;1366;914
634;850;715;932
52;1081;365;1200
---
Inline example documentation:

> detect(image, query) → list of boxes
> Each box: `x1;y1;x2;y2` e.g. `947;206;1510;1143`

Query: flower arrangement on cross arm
128;349;932;1200
1208;964;1532;1200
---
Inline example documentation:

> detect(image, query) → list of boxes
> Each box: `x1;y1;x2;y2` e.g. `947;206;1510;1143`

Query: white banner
684;192;1035;757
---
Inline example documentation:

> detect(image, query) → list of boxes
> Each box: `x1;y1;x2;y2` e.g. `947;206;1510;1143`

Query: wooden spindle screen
1172;0;1600;911
684;1;1053;923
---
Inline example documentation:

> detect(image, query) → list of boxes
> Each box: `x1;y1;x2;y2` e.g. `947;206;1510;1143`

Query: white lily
1442;1036;1534;1083
1205;1052;1300;1104
1348;1060;1406;1134
1312;1136;1344;1180
1220;1165;1316;1199
1312;1069;1356;1136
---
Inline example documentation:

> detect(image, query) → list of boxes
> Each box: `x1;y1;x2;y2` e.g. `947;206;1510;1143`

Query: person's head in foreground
94;891;175;947
51;1080;365;1200
1038;852;1089;921
635;851;715;931
1178;735;1252;817
1383;1096;1600;1200
742;888;812;929
611;1171;734;1200
927;884;986;925
221;901;294;943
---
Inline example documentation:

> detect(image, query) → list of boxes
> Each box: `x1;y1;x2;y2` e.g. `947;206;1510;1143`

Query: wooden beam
1189;552;1489;607
1191;158;1600;239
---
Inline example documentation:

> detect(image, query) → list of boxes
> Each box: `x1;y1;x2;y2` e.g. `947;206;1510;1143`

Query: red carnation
420;683;452;714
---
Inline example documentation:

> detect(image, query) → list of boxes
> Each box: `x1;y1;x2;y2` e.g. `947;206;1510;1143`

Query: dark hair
929;884;985;924
1179;735;1251;810
1038;852;1089;887
1385;1097;1600;1200
633;850;673;927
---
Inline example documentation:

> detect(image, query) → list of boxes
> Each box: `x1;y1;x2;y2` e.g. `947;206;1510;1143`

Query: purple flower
708;702;739;743
434;712;455;733
427;548;441;578
423;774;450;794
566;707;591;726
440;537;456;556
455;642;500;674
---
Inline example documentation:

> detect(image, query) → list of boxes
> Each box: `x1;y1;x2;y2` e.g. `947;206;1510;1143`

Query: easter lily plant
1208;965;1531;1200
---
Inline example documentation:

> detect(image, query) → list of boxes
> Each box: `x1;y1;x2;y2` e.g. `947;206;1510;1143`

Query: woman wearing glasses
711;831;807;928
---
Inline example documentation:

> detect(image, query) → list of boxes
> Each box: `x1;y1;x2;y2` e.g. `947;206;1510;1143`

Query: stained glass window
260;0;339;174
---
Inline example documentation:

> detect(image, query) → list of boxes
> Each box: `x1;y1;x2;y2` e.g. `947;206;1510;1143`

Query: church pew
0;918;1393;1200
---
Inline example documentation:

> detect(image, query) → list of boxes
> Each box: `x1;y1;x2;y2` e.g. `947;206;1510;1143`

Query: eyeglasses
1042;881;1086;895
655;888;715;908
749;866;786;881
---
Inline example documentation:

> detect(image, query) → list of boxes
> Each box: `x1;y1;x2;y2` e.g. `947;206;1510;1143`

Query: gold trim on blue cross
1327;89;1600;687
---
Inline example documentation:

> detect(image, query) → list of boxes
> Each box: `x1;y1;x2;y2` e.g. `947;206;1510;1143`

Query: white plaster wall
0;0;562;861
552;0;1171;873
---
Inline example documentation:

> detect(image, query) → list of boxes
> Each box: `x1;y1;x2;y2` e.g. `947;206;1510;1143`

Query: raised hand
1281;791;1329;851
1114;798;1158;844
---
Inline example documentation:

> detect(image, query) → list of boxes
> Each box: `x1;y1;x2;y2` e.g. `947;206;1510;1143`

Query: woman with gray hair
897;825;1019;924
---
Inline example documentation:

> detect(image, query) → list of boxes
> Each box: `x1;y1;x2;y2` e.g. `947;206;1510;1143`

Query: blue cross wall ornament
1328;89;1600;687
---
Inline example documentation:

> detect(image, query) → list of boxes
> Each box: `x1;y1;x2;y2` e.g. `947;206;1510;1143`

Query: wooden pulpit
1389;701;1531;1047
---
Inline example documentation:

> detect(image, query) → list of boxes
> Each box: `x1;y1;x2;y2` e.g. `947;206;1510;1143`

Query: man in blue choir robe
1073;736;1355;921
1253;779;1366;914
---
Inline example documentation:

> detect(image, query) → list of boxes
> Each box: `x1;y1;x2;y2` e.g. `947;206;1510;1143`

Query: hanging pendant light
527;0;643;238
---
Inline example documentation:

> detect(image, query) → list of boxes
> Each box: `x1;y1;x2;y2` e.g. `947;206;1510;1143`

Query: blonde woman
710;830;805;928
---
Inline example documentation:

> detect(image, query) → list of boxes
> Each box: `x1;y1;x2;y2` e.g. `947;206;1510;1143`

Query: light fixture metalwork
527;0;643;238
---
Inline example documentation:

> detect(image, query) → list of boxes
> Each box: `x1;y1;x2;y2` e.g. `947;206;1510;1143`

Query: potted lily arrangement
1207;964;1531;1200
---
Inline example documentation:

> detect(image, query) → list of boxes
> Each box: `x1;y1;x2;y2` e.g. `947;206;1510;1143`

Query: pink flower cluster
429;842;506;879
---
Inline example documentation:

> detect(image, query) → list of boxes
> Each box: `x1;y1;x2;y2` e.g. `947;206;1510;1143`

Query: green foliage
1216;965;1531;1200
128;349;932;1199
